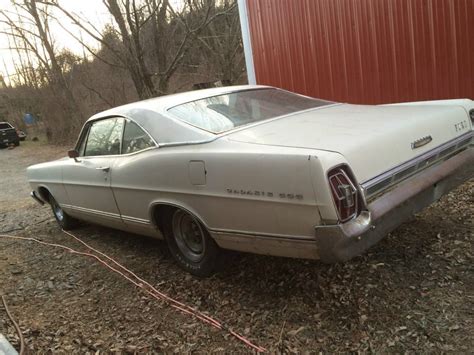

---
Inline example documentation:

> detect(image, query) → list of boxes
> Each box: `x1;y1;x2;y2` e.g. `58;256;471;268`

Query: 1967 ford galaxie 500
27;85;474;276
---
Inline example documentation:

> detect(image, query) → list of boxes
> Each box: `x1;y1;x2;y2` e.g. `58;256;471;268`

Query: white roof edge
84;85;274;145
88;85;271;122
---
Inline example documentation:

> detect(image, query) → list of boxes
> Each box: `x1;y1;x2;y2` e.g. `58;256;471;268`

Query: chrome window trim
120;118;158;154
76;146;159;160
81;116;125;157
158;103;342;148
164;87;338;135
74;114;159;159
361;131;473;198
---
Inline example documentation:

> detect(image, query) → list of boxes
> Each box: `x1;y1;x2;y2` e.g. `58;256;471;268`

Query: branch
81;82;115;107
39;1;126;63
51;16;126;69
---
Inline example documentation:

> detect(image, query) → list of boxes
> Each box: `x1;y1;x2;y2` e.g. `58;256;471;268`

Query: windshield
168;88;332;134
0;123;13;130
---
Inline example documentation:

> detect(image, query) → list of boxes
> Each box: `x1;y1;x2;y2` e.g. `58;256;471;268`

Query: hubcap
52;200;64;222
172;210;205;262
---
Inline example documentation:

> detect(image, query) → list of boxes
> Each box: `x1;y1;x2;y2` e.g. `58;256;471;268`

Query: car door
62;117;124;228
109;118;158;236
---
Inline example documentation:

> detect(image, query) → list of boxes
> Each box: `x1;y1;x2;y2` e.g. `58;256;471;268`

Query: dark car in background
17;129;27;141
0;122;20;147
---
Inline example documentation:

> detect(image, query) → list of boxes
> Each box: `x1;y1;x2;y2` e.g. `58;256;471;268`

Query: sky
0;0;110;85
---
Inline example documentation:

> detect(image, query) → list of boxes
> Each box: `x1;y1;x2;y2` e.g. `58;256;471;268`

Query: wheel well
151;204;209;235
152;204;177;233
38;186;51;203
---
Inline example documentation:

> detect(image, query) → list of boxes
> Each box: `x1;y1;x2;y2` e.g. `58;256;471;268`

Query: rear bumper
0;137;18;145
0;131;19;145
315;147;474;263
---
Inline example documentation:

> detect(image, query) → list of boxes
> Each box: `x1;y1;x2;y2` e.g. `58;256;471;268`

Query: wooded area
0;0;245;142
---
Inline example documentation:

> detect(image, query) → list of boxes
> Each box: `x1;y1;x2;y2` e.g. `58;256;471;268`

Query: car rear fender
148;200;210;234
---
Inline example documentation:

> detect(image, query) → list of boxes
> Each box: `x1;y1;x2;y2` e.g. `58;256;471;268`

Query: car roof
87;85;271;146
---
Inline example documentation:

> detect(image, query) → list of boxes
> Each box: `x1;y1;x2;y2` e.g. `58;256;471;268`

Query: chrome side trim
209;228;316;241
361;131;473;199
212;230;320;259
62;204;122;221
62;205;153;229
121;215;151;226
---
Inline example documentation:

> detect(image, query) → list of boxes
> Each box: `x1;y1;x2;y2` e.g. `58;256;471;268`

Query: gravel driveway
0;142;472;353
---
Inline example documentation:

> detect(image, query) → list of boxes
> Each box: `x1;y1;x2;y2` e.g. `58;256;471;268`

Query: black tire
49;195;79;230
14;140;20;146
162;208;219;277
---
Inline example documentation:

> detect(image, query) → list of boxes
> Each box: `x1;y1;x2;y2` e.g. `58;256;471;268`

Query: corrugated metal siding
246;0;474;104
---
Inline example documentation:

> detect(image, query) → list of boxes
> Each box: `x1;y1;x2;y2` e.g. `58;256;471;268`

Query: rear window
0;123;13;130
168;88;332;134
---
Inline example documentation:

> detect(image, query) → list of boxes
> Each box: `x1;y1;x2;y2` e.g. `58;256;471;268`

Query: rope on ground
0;232;267;352
1;295;26;355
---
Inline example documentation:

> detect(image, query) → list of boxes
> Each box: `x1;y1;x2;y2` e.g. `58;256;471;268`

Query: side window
84;117;124;156
121;119;155;154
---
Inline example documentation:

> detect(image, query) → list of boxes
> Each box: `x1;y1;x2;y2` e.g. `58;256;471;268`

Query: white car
27;85;474;276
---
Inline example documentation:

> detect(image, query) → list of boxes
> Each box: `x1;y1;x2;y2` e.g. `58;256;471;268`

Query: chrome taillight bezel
327;165;361;223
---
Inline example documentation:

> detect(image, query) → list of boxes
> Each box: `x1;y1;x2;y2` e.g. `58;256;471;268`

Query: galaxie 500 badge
226;189;303;200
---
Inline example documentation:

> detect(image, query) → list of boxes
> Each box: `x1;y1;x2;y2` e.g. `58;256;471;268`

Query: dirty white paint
0;334;18;355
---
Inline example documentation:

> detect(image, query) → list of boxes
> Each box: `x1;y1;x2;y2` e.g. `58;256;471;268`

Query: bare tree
194;0;244;84
0;0;83;127
44;0;237;99
0;0;245;143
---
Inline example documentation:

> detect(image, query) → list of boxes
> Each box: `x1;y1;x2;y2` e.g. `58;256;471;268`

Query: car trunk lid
227;101;473;183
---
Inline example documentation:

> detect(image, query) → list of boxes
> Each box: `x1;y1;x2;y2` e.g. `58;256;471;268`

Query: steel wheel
162;207;219;277
52;199;65;222
49;195;79;230
171;210;206;263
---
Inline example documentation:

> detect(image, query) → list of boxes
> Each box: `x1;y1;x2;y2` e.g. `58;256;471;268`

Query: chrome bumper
30;191;45;205
315;147;474;263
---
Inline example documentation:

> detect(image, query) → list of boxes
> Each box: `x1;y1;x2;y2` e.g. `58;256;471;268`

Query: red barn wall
246;0;474;104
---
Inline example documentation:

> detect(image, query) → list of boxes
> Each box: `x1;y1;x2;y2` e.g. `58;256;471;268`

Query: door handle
96;167;110;172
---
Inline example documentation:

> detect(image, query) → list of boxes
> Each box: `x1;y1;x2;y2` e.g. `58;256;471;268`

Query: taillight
328;165;360;222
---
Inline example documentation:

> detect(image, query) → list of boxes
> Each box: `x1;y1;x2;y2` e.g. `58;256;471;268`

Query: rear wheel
50;195;79;230
162;209;219;277
14;140;19;146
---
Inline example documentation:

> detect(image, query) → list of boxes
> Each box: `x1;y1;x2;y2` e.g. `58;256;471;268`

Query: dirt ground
0;141;472;353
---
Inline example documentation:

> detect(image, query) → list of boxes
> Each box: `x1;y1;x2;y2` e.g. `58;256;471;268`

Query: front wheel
50;195;79;230
163;209;219;277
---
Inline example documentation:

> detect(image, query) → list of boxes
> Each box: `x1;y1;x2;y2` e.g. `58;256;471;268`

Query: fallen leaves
0;147;473;352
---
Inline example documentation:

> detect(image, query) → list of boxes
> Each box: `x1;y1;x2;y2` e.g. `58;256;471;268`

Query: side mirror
68;149;80;162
